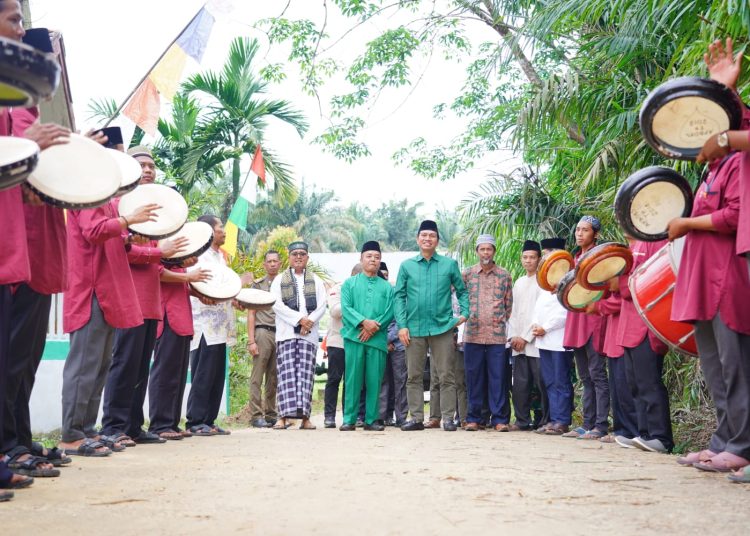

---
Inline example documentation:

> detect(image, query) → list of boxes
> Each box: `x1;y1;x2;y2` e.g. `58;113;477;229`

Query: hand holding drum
159;236;189;258
24;122;70;151
122;203;160;227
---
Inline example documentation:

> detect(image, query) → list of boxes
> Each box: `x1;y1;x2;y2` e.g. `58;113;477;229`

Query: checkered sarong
276;338;317;418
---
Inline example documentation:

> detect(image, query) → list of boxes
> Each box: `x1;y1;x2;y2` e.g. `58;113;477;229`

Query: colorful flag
122;6;215;136
222;145;264;258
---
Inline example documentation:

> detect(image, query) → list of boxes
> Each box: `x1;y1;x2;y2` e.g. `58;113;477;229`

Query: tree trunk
232;156;241;206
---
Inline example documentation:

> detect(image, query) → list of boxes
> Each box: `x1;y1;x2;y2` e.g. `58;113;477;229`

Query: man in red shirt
100;147;186;445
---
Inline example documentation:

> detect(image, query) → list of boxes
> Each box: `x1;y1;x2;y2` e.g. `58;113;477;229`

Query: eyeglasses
290;252;308;257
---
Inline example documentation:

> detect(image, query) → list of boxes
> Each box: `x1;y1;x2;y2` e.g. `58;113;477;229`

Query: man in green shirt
340;241;394;431
394;220;469;431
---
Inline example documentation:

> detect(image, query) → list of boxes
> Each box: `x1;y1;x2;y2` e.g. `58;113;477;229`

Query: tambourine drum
576;242;633;291
628;237;697;356
118;184;188;239
159;221;214;266
108;149;142;195
615;166;693;242
557;270;604;312
0;36;60;107
537;250;574;292
26;133;121;209
235;288;276;311
190;264;242;302
640;77;742;160
0;136;39;191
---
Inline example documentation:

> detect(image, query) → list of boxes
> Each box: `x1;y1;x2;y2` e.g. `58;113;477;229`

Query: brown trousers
249;327;278;420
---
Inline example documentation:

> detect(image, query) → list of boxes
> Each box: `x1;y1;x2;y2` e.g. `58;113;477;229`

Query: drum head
159;221;214;265
27;133;121;209
236;288;276;310
557;270;603;312
190;265;242;301
0;36;60;107
107;149;142;195
118;184;188;239
640;77;742;160
577;242;633;290
615;166;693;242
537;250;574;292
0;136;39;191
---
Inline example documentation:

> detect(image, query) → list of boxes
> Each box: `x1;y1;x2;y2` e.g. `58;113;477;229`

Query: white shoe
615;435;637;449
632;436;668;453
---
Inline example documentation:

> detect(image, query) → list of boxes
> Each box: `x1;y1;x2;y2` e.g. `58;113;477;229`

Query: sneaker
615;436;637;449
323;419;336;429
632;437;668;453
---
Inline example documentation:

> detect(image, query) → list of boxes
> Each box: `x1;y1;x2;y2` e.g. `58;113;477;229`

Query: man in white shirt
531;238;574;436
186;215;237;436
507;240;548;431
270;241;327;430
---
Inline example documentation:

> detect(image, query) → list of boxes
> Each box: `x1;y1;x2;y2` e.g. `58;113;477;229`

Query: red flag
251;144;266;184
122;78;160;136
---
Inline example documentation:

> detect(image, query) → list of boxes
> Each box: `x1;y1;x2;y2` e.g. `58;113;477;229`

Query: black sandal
0;474;34;489
0;490;13;502
30;444;72;467
98;435;127;452
188;425;216;436
63;438;111;457
6;447;60;478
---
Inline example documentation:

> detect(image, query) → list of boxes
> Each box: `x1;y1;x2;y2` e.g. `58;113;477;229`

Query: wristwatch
717;131;730;148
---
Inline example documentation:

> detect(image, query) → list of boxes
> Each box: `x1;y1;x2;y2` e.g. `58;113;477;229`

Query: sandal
97;435;126;452
0;473;34;489
210;426;231;436
62;438;111;457
272;419;291;430
188;425;216;436
7;448;60;478
111;434;136;448
0;490;12;502
727;465;750;483
30;444;72;467
677;449;716;466
562;426;586;438
599;434;618;444
300;420;316;430
694;452;750;473
577;429;606;440
157;430;183;441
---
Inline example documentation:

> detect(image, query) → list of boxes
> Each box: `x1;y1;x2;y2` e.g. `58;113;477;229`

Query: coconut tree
183;36;309;209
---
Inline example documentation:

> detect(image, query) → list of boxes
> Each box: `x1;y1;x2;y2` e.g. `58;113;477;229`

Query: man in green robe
340;241;394;431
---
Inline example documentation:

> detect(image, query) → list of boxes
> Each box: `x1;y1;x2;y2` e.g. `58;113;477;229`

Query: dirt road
6;416;749;535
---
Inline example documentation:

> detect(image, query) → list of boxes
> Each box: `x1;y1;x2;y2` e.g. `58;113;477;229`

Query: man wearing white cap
462;234;514;432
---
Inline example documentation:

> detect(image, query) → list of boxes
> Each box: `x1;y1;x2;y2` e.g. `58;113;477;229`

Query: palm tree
183;36;309;209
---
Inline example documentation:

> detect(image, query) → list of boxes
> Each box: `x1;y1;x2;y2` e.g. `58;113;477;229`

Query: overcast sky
27;0;519;216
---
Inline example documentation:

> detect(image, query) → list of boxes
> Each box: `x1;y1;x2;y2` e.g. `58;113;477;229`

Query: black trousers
186;336;226;429
149;315;191;434
573;338;610;433
624;340;673;450
101;319;158;438
2;284;50;453
0;285;14;485
324;346;345;419
512;354;549;428
608;356;638;438
499;348;513;423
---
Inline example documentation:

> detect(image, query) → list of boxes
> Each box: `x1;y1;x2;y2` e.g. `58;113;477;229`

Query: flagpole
102;3;207;128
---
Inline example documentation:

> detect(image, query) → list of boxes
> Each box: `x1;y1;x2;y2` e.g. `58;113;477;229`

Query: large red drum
628;237;698;356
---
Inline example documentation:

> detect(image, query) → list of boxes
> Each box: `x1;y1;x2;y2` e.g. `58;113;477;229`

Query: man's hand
531;324;546;337
24;122;70;150
247;341;259;357
299;317;314;331
181;257;198;268
20;184;44;206
358;328;373;343
160;236;189;258
705;37;741;90
84;128;108;146
666;217;691;241
696;131;731;164
584;302;598;315
126;203;160;225
510;336;526;352
361;319;380;333
398;328;410;347
197;295;218;306
186;268;212;283
608;277;620;293
388;343;395;352
455;315;467;327
130;234;150;245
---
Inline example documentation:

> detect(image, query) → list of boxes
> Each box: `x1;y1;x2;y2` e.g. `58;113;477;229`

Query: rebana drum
537;250;574;292
118;183;188;239
0;136;39;191
0;35;60;107
159;221;214;266
190;264;242;302
557;270;604;313
235;288;276;311
640;77;743;160
628;237;698;356
615;166;694;242
576;242;633;291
